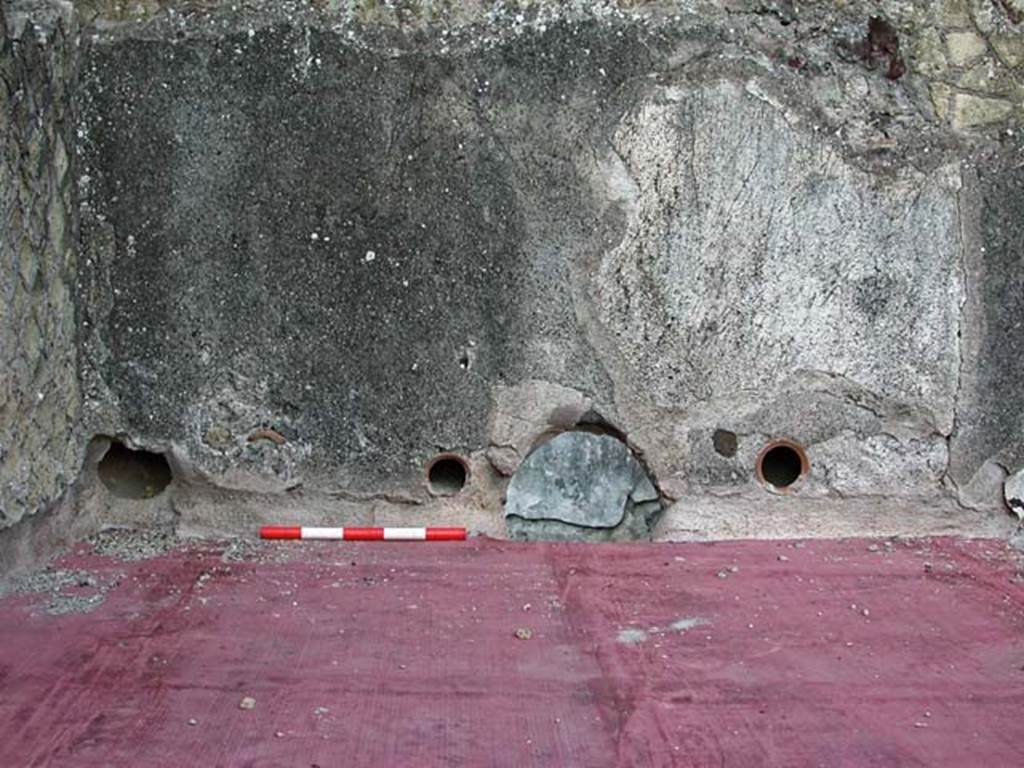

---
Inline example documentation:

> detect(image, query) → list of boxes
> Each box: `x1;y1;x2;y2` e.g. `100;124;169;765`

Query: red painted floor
1;535;1022;767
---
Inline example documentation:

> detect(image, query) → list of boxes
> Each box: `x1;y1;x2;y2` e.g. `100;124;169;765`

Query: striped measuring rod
259;526;466;541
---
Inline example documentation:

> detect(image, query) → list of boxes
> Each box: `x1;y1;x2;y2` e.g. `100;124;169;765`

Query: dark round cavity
98;442;173;499
426;455;468;496
758;444;804;489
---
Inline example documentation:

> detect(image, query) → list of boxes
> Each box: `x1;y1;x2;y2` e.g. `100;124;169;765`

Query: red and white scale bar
260;526;466;541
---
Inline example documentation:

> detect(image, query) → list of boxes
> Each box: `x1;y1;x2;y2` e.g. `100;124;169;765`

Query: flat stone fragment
951;93;1014;130
991;34;1024;68
946;31;987;68
504;432;656;529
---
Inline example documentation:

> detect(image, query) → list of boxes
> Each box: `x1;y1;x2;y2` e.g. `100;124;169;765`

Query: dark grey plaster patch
75;21;668;491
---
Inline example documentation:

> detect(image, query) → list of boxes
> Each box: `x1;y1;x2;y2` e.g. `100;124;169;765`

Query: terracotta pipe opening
426;454;469;496
755;440;809;493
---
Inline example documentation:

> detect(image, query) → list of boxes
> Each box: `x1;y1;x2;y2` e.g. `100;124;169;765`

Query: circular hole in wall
756;440;809;493
426;454;469;496
98;441;173;499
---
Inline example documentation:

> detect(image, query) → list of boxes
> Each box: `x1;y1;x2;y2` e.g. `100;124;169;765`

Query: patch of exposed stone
218;537;298;564
86;524;178;561
910;0;1024;129
0;2;83;532
0;565;117;615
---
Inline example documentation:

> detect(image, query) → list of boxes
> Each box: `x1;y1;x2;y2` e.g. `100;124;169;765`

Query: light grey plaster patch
595;81;963;433
617;628;649;644
670;617;710;632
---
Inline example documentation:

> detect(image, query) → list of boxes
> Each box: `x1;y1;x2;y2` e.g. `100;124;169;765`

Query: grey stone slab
504;432;658;530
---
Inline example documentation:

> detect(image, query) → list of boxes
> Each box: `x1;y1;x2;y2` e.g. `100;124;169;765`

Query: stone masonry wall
0;1;81;531
0;0;1022;545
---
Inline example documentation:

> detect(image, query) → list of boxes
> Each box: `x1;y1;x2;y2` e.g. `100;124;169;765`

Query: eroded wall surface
4;0;1024;542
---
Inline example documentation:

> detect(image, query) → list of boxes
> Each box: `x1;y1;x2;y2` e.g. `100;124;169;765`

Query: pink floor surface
1;535;1022;767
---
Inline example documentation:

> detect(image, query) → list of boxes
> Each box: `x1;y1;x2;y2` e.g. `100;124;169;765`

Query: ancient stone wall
0;0;81;533
2;0;1023;544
